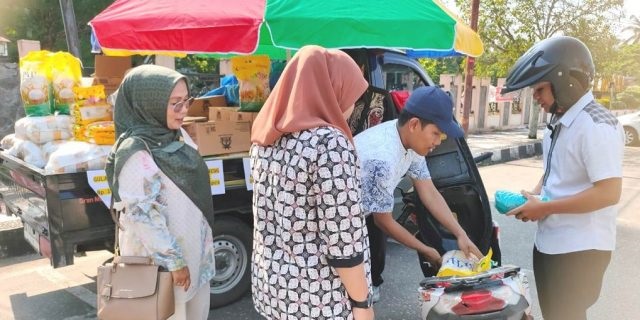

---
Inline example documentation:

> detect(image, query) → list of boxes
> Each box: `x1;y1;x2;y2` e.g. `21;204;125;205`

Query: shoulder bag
96;197;175;320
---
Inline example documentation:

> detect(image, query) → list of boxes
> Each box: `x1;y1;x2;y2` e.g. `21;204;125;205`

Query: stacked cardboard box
92;56;131;96
183;103;257;156
187;95;226;118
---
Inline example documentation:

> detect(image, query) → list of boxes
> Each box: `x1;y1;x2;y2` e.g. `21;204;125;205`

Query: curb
476;141;543;167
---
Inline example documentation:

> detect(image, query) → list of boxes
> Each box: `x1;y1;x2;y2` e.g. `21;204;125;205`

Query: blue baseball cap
403;86;464;138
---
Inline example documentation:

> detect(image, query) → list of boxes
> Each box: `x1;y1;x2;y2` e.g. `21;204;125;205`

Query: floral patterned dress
250;126;371;320
115;148;216;303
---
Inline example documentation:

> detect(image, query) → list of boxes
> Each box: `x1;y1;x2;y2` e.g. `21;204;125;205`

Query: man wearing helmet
502;36;624;320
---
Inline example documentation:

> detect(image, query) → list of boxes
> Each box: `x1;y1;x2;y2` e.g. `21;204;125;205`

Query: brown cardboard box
182;118;251;156
94;55;131;78
188;95;226;118
209;107;255;123
17;39;41;58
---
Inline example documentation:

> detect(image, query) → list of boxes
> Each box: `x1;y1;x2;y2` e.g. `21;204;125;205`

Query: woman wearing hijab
250;45;373;320
105;65;215;320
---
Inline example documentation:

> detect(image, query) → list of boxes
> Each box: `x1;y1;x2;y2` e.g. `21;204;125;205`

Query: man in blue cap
354;86;482;302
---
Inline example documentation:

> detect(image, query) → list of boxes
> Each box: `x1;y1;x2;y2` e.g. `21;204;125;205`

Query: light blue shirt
354;120;430;215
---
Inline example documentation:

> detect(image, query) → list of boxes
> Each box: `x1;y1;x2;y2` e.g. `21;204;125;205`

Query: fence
439;74;549;133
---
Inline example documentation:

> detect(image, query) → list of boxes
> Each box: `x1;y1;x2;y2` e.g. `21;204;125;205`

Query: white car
619;111;640;146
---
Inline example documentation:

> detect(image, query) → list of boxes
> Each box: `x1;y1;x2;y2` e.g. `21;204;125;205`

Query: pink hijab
251;45;368;146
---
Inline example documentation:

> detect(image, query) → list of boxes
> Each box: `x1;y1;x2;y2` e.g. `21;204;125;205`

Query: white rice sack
41;140;68;160
5;138;46;168
14;115;73;144
1;134;18;150
45;141;111;174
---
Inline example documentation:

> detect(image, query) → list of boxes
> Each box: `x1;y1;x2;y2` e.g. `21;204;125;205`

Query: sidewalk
466;126;544;166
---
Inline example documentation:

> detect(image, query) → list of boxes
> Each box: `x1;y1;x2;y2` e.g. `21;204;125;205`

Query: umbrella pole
286;49;292;62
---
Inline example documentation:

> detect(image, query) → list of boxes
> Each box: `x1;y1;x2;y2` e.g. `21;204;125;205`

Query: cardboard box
209;106;255;123
17;39;40;58
183;119;251;156
94;55;131;78
188;95;226;118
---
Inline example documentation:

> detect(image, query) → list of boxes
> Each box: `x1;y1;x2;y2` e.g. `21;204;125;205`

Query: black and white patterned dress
250;126;371;320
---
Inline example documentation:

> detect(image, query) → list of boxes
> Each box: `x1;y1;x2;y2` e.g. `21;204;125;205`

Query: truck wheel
209;217;252;309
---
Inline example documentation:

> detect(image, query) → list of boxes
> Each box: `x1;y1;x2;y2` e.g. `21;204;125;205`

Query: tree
453;0;625;78
417;56;465;84
0;0;112;69
623;15;640;45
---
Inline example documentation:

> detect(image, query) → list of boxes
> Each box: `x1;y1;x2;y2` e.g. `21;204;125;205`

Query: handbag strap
109;196;122;257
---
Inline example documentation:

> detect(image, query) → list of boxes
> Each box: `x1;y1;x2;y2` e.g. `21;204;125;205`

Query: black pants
367;215;387;287
533;246;611;320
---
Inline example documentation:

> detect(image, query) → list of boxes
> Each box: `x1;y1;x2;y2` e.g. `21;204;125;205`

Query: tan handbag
96;199;175;320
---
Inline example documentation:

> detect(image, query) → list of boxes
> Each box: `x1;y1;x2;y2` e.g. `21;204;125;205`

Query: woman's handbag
96;199;175;320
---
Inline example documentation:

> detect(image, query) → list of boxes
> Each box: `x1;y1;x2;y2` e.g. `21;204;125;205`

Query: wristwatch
349;292;373;309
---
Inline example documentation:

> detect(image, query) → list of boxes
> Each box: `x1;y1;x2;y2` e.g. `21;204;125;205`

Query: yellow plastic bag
86;121;115;145
19;51;53;116
50;52;82;115
436;248;493;277
231;55;270;112
72;85;112;141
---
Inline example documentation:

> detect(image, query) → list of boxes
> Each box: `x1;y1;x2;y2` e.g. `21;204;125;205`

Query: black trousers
533;246;611;320
367;215;387;287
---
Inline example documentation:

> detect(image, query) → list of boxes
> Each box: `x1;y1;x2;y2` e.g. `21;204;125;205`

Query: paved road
0;147;638;320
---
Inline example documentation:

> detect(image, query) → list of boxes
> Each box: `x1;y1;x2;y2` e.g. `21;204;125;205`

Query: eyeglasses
170;97;194;112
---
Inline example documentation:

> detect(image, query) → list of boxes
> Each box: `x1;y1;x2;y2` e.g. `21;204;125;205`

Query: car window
381;63;426;93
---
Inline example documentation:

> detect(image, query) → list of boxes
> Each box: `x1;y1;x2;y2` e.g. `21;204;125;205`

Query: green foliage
176;56;219;74
596;98;610;107
0;0;112;71
617;85;640;108
610;100;628;110
417;56;465;83
623;15;640;45
453;0;625;78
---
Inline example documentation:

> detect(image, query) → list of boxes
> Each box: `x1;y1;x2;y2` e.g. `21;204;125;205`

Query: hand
506;190;549;222
419;247;442;270
352;306;374;320
171;266;190;291
456;234;483;261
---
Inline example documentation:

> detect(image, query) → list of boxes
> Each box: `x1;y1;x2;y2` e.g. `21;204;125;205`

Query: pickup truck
0;48;499;308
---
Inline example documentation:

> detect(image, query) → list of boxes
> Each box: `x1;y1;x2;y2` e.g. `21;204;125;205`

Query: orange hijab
251;45;368;146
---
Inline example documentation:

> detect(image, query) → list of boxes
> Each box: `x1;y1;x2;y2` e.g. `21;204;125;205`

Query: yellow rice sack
436;248;493;277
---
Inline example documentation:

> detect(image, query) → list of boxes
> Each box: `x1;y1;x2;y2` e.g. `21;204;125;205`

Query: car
619;111;640;146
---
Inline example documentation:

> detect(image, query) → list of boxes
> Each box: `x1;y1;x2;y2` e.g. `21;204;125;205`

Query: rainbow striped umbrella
90;0;483;58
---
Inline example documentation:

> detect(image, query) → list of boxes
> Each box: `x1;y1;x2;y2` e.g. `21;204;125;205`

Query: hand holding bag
97;199;175;320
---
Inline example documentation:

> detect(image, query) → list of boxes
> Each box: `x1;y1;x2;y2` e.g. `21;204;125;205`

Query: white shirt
354;120;431;215
536;91;624;254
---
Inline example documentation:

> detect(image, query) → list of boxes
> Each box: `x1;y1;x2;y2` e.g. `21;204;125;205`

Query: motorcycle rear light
452;289;505;315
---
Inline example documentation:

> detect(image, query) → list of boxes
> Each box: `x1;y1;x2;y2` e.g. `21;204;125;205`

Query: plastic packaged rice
50;51;82;115
19;51;53;116
86;121;115;145
231;55;271;111
72;85;112;142
44;141;112;174
1;134;18;150
14;115;73;144
41;140;67;159
3;136;46;168
436;248;493;277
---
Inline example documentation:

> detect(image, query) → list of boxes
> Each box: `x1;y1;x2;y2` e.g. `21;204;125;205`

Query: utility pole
59;0;82;60
461;0;480;135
